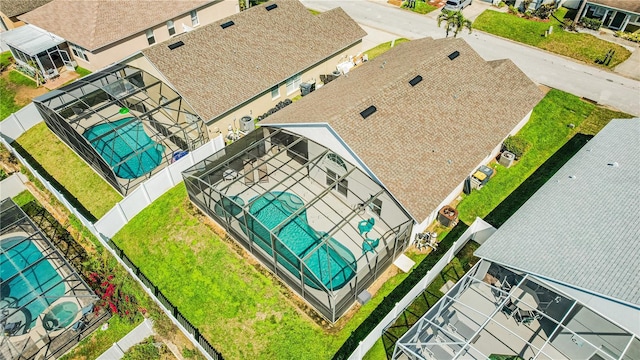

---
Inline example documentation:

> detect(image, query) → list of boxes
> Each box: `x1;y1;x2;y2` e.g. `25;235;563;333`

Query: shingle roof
475;119;640;306
0;0;51;18
262;37;543;221
587;0;640;14
141;0;366;123
19;0;213;50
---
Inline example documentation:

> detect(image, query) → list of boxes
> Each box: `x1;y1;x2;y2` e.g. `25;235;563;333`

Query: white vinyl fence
348;218;496;360
0;107;226;359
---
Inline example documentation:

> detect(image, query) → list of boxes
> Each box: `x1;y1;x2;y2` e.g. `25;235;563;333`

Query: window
326;170;348;197
191;10;199;26
369;197;382;216
146;29;155;45
286;73;302;95
167;20;175;36
70;43;89;62
271;85;280;100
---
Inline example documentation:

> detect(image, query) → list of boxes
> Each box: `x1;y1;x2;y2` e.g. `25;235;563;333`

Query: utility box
357;290;372;305
470;165;494;190
499;151;515;168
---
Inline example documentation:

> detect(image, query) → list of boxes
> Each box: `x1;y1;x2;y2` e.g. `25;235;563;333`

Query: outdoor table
223;169;238;181
511;286;539;311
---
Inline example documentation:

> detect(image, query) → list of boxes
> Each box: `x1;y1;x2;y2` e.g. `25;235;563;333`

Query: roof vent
608;162;619;167
448;51;460;60
221;21;235;29
266;3;278;11
409;75;422;87
360;105;377;119
167;41;184;50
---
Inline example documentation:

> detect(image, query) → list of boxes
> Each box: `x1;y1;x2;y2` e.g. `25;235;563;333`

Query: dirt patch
1;70;48;106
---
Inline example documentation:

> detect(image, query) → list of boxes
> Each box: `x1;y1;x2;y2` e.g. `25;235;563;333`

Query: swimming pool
1;234;65;330
83;117;165;179
242;192;356;291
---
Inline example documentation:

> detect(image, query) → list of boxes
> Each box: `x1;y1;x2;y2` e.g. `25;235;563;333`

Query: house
15;0;238;72
31;0;365;196
394;119;640;359
126;0;367;140
574;0;640;32
0;0;51;31
181;37;543;323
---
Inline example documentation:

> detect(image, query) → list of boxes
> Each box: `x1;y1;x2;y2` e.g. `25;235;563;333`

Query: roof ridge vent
448;51;460;60
360;105;377;119
266;3;278;11
409;75;422;87
167;41;184;50
221;21;235;29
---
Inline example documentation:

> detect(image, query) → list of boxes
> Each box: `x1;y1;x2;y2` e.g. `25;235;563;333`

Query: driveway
301;0;640;116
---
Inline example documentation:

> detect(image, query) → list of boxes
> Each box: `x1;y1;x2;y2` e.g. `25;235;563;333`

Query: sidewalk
96;319;154;360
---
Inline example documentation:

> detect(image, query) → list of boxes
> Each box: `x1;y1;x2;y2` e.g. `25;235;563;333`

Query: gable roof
141;0;366;123
19;0;213;51
262;37;543;221
0;0;52;18
475;119;640;307
587;0;640;14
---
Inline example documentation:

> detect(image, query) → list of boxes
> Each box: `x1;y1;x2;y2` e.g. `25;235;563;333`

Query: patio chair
243;159;255;185
3;321;21;336
80;304;94;321
258;162;269;183
72;319;86;332
358;218;375;235
514;309;534;325
501;299;517;318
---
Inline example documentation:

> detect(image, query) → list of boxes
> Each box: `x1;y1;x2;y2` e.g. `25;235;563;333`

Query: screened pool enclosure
0;199;97;360
33;63;209;195
183;128;414;322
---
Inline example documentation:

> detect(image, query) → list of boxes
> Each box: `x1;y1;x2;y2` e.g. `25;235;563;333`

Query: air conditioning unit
499;151;515;168
239;116;254;133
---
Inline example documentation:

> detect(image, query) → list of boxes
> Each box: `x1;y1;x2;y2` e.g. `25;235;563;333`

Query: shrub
502;135;532;159
122;337;165;360
615;31;640;43
521;0;532;12
534;4;556;20
508;4;518;14
498;1;506;8
580;17;602;30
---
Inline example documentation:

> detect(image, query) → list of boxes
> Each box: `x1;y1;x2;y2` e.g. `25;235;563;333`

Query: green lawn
456;89;632;224
365;38;410;61
473;9;631;68
402;1;438;14
12;190;36;207
8;70;37;88
75;66;92;77
0;77;22;120
112;184;439;360
15;123;122;219
0;51;12;68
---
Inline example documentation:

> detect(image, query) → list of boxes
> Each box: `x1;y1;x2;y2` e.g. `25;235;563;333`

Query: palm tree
437;10;473;38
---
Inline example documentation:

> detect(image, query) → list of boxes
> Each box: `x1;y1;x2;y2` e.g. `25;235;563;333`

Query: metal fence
345;218;496;360
0;110;226;360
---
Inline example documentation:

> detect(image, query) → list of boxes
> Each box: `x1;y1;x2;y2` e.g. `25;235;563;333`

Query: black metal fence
105;238;224;360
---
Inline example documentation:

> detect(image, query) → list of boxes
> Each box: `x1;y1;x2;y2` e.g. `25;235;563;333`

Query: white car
443;0;472;11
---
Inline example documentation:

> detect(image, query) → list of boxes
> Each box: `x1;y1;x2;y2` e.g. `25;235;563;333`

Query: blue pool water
241;192;356;291
1;235;65;329
83;117;164;179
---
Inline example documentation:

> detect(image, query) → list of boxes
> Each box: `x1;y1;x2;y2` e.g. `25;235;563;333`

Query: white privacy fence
1;107;226;359
348;218;496;360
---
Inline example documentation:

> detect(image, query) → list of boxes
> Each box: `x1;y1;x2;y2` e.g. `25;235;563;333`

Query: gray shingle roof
141;0;366;123
0;0;51;18
19;0;213;50
475;119;640;306
262;37;543;221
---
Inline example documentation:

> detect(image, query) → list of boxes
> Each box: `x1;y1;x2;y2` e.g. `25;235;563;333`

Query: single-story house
0;0;51;31
125;0;367;140
182;37;543;322
14;0;237;72
394;119;640;360
575;0;640;32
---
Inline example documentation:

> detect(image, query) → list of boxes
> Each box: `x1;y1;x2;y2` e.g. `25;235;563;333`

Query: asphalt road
302;0;640;116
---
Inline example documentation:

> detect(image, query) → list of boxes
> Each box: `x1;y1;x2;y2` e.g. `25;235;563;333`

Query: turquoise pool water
1;235;65;329
43;301;78;331
241;192;356;291
83;117;164;179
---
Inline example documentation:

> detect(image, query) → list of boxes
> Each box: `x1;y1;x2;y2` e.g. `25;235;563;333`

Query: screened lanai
0;199;98;360
33;63;209;195
393;260;640;360
183;128;414;322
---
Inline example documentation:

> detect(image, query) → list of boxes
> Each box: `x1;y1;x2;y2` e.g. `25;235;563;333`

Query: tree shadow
484;133;592;228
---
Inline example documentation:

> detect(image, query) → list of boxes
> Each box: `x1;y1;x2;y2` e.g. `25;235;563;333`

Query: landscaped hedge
502;135;532;159
332;222;469;360
581;17;602;30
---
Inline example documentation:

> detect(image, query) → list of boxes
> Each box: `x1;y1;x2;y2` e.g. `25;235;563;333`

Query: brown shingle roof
587;0;640;13
19;0;213;50
141;0;366;123
262;38;543;221
0;0;52;17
